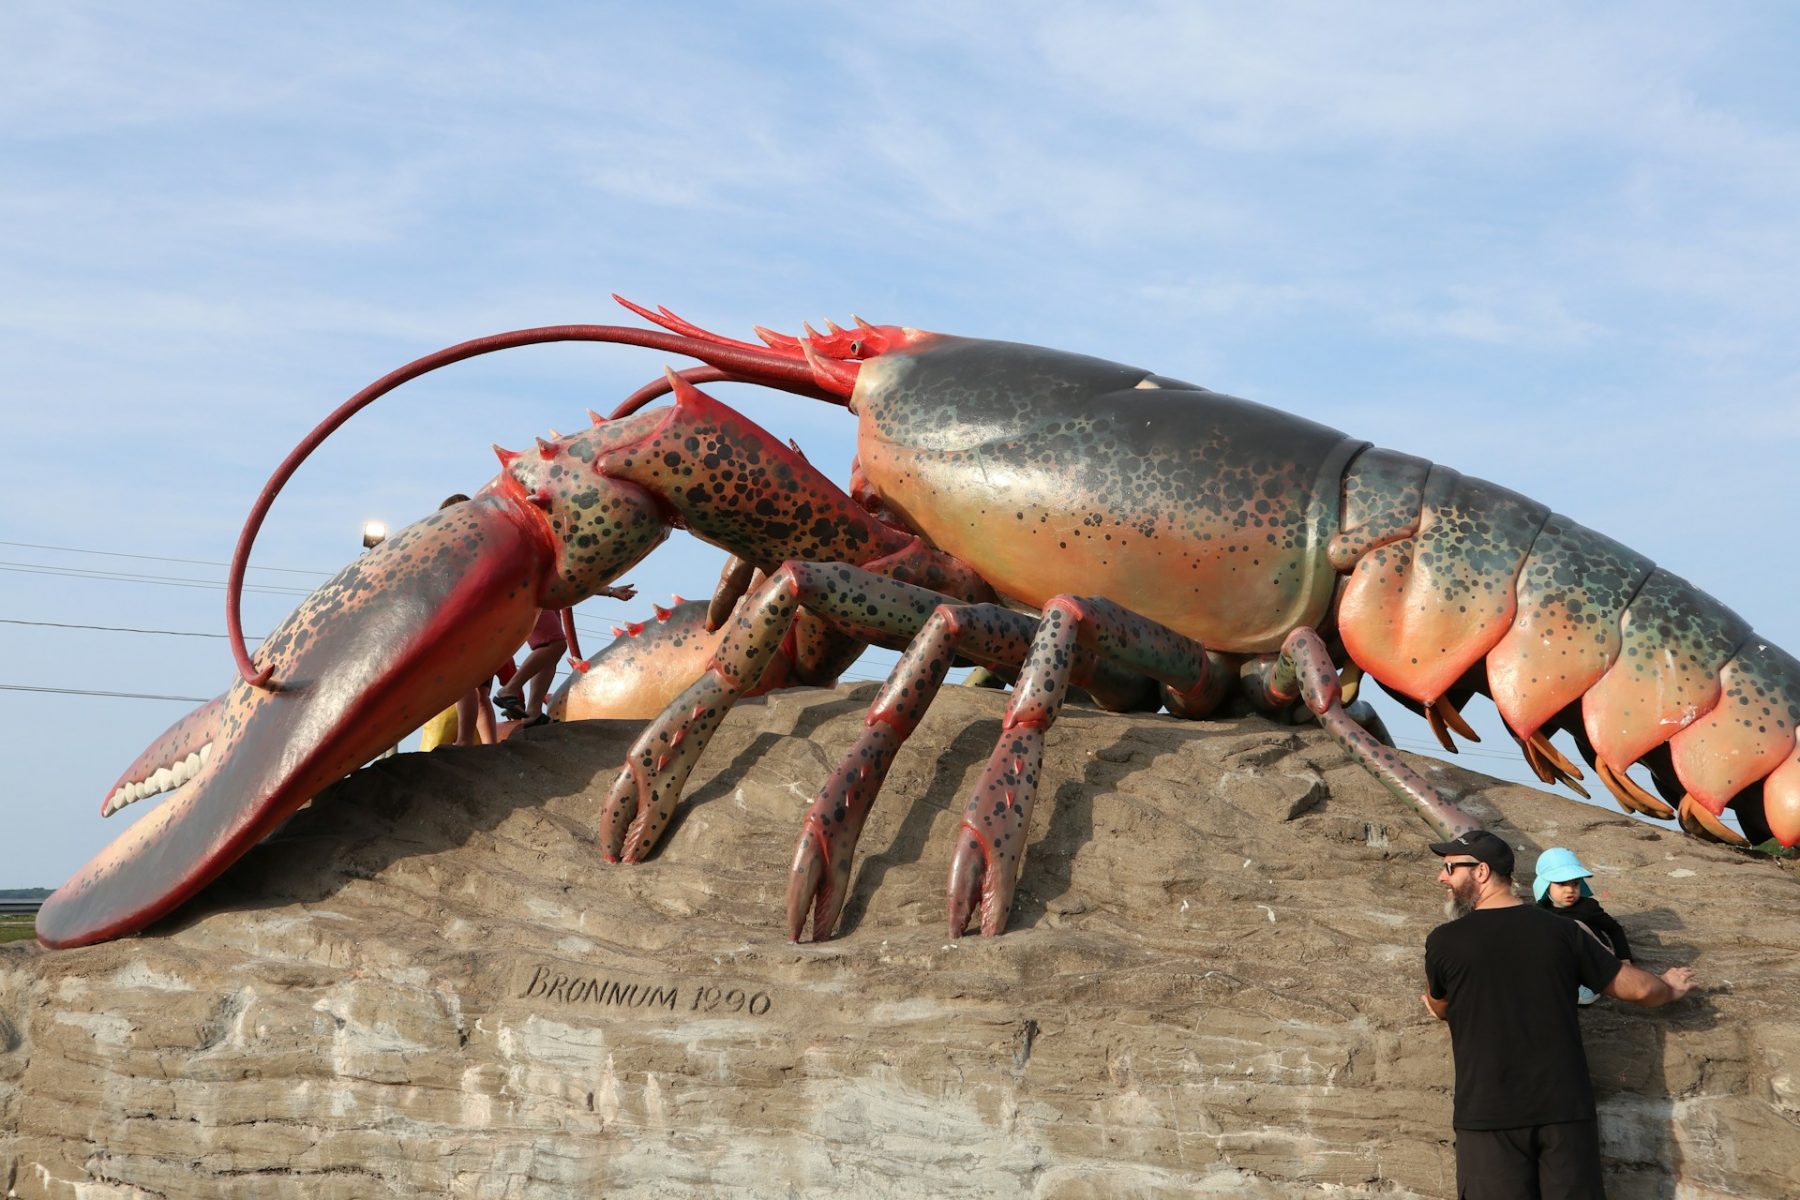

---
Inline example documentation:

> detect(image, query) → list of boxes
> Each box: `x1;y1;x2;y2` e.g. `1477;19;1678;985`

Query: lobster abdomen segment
1337;464;1550;706
1580;570;1751;770
1484;516;1653;740
1667;641;1800;814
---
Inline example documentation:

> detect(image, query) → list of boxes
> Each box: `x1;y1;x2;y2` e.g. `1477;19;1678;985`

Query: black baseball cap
1428;830;1514;877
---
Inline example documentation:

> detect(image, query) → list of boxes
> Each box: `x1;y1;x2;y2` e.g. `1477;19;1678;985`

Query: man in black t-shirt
1422;830;1695;1199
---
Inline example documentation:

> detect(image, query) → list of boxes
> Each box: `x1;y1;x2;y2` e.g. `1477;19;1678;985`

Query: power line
0;618;262;639
0;540;333;577
0;615;655;649
0;562;314;596
2;541;679;636
0;683;212;703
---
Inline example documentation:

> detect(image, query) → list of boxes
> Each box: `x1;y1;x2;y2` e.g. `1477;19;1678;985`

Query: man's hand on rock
1661;967;1695;1002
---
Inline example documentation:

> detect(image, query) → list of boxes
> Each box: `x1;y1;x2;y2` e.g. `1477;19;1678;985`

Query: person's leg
455;691;481;746
497;643;560;716
1455;1126;1540;1199
522;639;566;716
1536;1119;1606;1199
474;689;498;744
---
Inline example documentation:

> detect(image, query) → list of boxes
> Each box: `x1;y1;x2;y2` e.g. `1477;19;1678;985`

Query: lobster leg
786;594;1169;941
599;569;811;862
945;595;1223;937
1267;627;1482;843
599;556;996;863
787;601;1040;942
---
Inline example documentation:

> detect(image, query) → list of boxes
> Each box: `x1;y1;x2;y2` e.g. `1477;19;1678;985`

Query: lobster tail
1337;457;1550;710
1336;449;1800;847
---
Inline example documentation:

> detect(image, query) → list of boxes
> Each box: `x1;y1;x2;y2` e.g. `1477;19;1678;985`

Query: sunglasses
1441;860;1484;873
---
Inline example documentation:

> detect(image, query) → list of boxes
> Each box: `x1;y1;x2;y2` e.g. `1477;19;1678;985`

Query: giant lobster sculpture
37;300;1800;949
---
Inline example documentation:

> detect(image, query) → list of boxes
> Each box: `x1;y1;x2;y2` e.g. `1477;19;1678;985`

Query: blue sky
4;2;1798;889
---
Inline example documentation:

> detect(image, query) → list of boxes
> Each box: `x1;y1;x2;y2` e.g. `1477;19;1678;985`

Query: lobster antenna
226;322;841;689
608;364;851;418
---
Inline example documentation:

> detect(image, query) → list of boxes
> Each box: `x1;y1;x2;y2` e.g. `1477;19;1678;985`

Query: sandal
494;692;527;721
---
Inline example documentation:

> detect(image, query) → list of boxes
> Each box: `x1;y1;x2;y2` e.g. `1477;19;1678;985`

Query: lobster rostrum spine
41;299;1799;950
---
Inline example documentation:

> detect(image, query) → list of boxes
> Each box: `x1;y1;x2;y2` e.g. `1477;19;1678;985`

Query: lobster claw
550;599;721;722
36;496;554;948
548;597;803;722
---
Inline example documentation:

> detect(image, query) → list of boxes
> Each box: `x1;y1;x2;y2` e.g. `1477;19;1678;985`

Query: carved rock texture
2;684;1797;1199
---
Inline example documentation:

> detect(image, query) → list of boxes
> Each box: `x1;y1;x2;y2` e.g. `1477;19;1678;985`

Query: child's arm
1591;905;1633;962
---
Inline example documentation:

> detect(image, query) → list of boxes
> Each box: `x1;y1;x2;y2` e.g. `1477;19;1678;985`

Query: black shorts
1455;1120;1605;1199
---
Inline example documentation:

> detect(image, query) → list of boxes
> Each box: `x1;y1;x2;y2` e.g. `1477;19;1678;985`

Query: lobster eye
849;340;863;356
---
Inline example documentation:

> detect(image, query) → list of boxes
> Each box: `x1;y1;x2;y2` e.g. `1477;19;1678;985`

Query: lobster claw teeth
99;698;225;817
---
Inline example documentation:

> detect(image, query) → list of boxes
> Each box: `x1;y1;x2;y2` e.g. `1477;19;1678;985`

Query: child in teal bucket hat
1534;847;1634;1005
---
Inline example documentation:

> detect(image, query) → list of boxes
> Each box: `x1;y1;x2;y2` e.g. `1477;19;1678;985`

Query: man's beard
1443;878;1478;919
